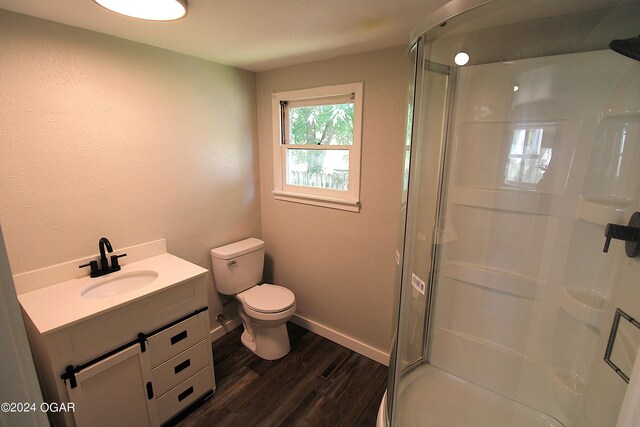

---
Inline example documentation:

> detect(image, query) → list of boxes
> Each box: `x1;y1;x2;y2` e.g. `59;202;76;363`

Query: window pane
286;149;349;191
524;128;543;155
510;129;526;155
505;127;551;187
289;103;354;146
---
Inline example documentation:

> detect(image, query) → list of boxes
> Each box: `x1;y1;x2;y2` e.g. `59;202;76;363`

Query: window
272;83;363;212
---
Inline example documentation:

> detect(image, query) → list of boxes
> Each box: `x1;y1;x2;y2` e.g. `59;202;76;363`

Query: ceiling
0;0;446;72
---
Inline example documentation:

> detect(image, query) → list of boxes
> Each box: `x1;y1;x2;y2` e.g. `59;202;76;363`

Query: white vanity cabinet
62;309;213;427
65;343;159;427
17;247;215;427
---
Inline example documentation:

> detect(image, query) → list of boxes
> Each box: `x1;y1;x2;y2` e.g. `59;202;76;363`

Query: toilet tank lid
211;238;265;260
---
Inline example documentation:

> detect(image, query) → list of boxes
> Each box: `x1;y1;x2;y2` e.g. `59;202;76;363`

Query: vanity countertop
18;253;208;335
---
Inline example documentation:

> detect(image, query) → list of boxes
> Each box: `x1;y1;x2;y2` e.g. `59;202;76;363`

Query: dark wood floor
174;323;387;427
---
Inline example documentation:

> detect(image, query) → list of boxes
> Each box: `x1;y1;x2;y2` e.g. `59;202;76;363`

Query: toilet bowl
235;284;296;359
210;238;296;360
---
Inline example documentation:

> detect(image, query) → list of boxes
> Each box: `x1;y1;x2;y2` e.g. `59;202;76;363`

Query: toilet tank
210;238;265;295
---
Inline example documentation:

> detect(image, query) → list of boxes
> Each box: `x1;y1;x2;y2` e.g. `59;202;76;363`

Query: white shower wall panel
444;205;557;278
430;50;634;424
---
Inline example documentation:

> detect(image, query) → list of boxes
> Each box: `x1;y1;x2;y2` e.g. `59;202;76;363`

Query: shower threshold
378;365;565;426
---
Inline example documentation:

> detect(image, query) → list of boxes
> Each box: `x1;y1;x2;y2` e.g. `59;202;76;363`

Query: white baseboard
209;317;242;342
291;314;390;366
208;314;390;367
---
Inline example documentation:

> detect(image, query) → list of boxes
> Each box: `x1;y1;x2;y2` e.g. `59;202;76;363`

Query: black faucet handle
110;253;128;270
79;260;99;276
603;212;640;257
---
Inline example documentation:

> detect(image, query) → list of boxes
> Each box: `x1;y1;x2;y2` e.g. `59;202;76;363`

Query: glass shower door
388;38;454;424
388;2;640;422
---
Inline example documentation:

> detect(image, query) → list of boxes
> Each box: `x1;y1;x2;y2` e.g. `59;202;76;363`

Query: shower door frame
387;37;423;421
387;36;459;425
419;61;458;365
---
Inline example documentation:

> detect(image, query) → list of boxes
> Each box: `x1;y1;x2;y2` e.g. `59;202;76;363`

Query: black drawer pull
171;330;188;345
174;359;191;374
146;382;154;399
178;386;194;402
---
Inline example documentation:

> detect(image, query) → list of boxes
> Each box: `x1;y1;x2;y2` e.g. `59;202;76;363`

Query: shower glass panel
386;41;419;418
385;0;640;426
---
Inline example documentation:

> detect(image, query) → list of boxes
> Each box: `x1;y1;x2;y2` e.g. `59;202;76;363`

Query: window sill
272;190;360;212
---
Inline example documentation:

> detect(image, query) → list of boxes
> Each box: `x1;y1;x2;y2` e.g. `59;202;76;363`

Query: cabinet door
65;344;159;427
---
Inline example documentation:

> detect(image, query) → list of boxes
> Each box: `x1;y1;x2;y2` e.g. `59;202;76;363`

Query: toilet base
240;330;257;354
240;324;291;360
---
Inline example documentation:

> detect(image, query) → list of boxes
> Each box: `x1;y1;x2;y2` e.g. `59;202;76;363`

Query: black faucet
99;237;113;271
603;212;640;258
79;237;127;278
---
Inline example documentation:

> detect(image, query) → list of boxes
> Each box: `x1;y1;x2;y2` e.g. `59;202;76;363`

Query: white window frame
271;82;363;212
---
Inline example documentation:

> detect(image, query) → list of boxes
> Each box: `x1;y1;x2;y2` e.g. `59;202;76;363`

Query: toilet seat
238;284;295;313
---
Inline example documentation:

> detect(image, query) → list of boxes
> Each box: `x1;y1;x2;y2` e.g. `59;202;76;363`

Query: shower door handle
603;212;640;258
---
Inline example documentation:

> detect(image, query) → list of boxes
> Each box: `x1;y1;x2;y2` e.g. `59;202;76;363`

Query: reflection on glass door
504;126;551;187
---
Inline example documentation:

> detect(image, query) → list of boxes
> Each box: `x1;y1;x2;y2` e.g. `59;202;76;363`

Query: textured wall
256;46;408;355
0;10;261;323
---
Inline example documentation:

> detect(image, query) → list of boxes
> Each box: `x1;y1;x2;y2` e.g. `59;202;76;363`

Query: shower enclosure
382;0;640;425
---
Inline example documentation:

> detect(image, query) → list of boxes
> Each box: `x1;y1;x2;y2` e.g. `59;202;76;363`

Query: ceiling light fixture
454;51;470;66
94;0;188;21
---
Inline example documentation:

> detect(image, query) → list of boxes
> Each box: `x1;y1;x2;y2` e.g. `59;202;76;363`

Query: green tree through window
289;103;354;174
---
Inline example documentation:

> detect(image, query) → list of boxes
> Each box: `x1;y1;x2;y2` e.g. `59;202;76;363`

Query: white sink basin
81;271;159;299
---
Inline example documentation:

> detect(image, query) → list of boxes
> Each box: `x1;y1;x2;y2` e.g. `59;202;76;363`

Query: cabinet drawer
147;312;208;367
156;365;214;424
152;339;210;397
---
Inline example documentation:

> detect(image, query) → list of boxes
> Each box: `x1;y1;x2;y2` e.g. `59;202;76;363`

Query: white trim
0;226;49;426
271;82;363;211
272;190;360;212
209;317;242;342
282;145;349;151
206;314;390;367
291;314;389;366
287;93;354;109
275;83;361;102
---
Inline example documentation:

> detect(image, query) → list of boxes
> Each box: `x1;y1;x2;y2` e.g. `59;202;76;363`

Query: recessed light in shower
94;0;188;21
454;52;470;66
513;85;519;92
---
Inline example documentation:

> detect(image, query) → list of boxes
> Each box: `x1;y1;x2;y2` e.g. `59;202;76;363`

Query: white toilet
210;238;296;360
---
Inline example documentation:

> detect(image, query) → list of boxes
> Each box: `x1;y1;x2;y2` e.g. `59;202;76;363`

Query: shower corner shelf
550;366;585;417
561;287;607;329
577;197;627;225
443;260;542;299
451;186;559;215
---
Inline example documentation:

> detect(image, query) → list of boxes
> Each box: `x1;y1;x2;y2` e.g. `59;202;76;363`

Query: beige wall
0;10;261;322
0;8;409;356
256;46;408;355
